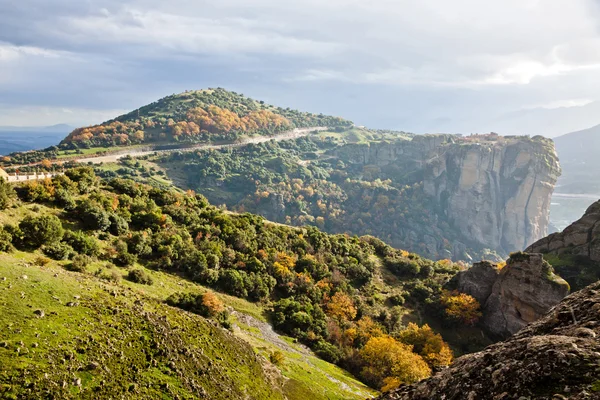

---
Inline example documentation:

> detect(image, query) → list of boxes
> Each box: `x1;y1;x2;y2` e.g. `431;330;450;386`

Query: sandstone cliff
334;134;560;260
527;200;600;291
375;280;600;400
453;253;569;338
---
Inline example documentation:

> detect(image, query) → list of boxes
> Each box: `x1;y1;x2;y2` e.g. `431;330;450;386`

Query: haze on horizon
2;0;600;137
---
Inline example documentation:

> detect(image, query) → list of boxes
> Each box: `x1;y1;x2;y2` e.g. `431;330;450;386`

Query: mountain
375;279;600;400
152;130;559;261
60;88;351;147
0;125;73;155
553;124;600;194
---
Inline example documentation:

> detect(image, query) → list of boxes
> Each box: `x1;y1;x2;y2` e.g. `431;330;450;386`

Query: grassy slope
0;249;374;399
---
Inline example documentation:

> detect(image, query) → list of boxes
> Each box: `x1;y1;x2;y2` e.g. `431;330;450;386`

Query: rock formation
423;135;560;254
453;253;569;338
335;134;560;260
375;280;600;400
526;199;600;291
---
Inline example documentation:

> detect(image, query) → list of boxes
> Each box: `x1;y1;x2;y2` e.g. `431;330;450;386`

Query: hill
60;89;352;147
0;168;492;396
147;129;559;261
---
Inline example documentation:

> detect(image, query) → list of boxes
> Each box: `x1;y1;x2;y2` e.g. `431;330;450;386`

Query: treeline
60;88;352;147
162;137;462;260
0;170;481;391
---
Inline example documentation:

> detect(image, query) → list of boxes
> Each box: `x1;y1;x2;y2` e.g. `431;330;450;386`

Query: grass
0;252;283;399
0;249;375;399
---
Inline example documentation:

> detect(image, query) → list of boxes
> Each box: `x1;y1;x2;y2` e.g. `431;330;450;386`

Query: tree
359;335;431;390
397;323;453;368
326;291;357;322
440;290;482;326
0;178;16;210
19;215;64;248
201;292;224;317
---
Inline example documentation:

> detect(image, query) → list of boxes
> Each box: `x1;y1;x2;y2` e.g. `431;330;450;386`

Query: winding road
76;127;327;164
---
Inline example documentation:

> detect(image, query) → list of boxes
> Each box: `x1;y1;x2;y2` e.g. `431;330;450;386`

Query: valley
0;89;598;399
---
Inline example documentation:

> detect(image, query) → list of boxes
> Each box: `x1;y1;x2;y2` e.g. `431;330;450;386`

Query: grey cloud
1;0;600;135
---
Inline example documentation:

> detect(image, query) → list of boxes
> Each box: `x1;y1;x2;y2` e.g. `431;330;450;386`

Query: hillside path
77;127;327;164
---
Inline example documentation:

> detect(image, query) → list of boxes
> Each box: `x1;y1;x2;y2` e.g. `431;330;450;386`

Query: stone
375;281;600;400
33;309;45;318
453;253;569;339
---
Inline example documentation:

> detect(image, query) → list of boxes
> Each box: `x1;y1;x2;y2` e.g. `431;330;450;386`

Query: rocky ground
375;281;600;400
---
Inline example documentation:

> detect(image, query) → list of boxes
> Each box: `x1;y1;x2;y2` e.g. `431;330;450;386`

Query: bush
67;254;92;272
34;256;51;266
63;230;100;257
42;242;74;260
127;268;154;285
313;340;343;364
269;350;285;366
0;227;13;252
0;178;16;210
19;214;64;248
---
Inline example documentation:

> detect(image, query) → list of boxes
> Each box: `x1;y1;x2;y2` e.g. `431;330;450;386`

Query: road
77;127;327;164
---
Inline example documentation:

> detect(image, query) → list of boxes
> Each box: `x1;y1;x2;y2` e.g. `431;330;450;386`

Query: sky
2;0;600;136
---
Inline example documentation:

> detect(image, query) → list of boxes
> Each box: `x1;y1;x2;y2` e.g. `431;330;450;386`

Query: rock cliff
334;134;560;260
527;200;600;291
375;280;600;400
423;135;560;254
452;252;569;338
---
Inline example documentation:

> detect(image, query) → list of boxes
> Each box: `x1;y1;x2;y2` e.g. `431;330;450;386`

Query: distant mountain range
549;123;600;230
0;124;73;155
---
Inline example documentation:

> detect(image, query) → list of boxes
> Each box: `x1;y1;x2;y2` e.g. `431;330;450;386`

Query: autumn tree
397;323;453;368
440;290;482;326
359;335;431;390
326;291;357;322
201;292;225;317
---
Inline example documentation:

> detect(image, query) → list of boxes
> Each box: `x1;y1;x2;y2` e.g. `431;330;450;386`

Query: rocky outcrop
334;134;560;260
526;200;600;291
527;200;600;260
423;136;560;254
375;280;600;400
454;253;569;338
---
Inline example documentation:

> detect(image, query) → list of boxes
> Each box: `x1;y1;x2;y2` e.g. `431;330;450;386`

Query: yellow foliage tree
440;290;482;326
359;335;431;390
326;291;357;322
397;323;453;368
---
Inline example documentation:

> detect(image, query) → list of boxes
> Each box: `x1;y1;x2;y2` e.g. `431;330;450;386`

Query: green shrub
19;214;64;248
67;254;92;272
127;269;154;285
42;242;74;260
0;227;13;252
63;230;100;257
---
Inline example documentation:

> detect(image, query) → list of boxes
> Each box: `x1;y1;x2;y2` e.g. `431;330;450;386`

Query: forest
60;89;352;147
0;169;485;391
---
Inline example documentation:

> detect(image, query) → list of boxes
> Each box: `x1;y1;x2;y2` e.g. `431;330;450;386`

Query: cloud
0;0;600;134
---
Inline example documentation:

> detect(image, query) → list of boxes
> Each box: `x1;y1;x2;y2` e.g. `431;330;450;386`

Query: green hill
0;168;490;397
60;89;352;148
